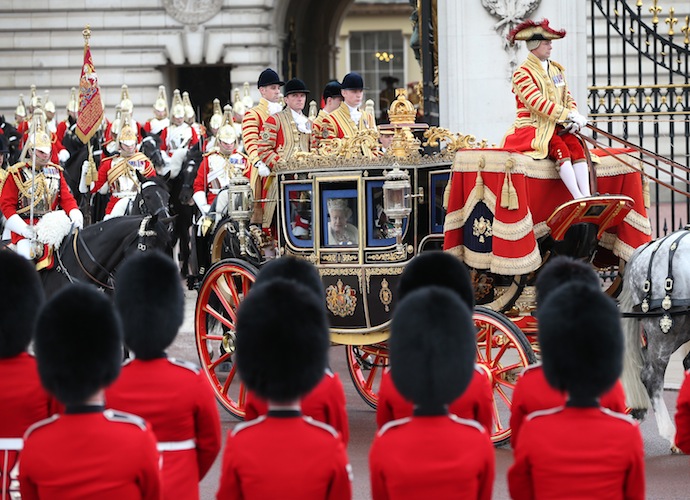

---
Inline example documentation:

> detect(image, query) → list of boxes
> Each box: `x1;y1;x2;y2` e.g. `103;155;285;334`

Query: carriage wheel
597;258;625;298
346;342;390;409
474;306;537;446
469;269;527;313
210;217;262;268
194;258;258;419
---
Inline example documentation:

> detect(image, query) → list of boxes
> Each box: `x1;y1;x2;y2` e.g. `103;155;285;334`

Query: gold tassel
475;156;485;200
642;175;650;208
508;173;518;210
500;174;510;208
85;158;98;185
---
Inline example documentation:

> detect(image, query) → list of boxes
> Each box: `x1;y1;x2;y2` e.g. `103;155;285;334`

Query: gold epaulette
7;163;27;174
203;148;219;157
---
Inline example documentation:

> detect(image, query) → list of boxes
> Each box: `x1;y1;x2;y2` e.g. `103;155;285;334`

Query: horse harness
625;227;690;333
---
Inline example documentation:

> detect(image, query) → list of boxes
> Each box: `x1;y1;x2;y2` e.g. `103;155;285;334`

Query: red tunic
376;366;493;433
192;150;248;205
509;364;627;447
244;369;349;444
19;409;161;500
216;411;352;500
106;358;221;500
675;369;690;453
91;154;156;215
508;406;645;500
369;415;495;500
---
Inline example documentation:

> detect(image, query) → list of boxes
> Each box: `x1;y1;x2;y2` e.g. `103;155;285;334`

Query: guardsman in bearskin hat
370;286;495;499
80;111;157;219
311;80;343;152
106;252;221;500
242;68;284;226
321;72;377;141
216;278;352;499
18;284;161;498
510;256;627;447
143;85;170;136
502;19;591;199
0;108;82;260
376;252;493;433
508;282;644;499
243;257;349;444
0;251;58;496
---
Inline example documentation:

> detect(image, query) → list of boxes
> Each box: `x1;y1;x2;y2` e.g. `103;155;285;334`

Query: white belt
0;438;23;451
113;192;137;199
157;439;195;452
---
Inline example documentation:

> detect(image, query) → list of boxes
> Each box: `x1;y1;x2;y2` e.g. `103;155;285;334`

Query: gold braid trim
10;165;47;215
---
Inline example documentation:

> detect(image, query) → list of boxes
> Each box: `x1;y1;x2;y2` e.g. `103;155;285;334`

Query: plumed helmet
119;84;133;114
236;279;329;403
27;108;52;155
535;256;600;309
538;282;623;404
341;72;366;90
153;85;168;113
283;78;310;96
232;88;246;117
217;104;236;144
114;252;184;359
0;251;45;358
66;87;79;113
118;111;137;146
182;91;195;120
34;284;123;405
209;98;224;130
44;91;56;114
29;84;39;109
398;251;474;308
170;89;185;119
390;286;477;411
323;80;343;101
15;93;27;118
241;82;254;109
254;256;324;300
257;68;284;88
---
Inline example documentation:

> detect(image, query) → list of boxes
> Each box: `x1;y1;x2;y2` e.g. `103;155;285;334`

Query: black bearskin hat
34;284;123;405
398;251;475;308
254;256;324;299
535;256;599;307
0;251;45;358
114;251;184;359
390;286;476;411
236;279;329;403
538;282;623;403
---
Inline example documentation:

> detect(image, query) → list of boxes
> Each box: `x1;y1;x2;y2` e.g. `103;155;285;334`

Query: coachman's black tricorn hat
341;72;366;90
257;68;285;88
284;78;310;96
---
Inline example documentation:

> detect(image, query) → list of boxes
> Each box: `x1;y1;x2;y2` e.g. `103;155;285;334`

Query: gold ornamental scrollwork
379;278;393;312
367;247;408;263
321;253;359;264
325;279;358;317
319;267;363;293
423;126;482;152
364;267;404;293
472;216;493;243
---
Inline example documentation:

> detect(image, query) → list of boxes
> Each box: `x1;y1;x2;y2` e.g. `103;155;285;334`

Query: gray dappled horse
619;227;690;449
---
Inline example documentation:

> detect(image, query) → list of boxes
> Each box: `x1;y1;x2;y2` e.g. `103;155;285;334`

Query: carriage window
322;189;359;247
284;184;313;248
366;180;403;247
430;172;450;234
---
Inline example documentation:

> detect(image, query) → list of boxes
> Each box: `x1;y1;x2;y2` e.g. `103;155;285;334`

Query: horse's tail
619;275;651;410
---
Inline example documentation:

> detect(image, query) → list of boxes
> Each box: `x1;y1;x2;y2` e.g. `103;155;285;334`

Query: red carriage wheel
194;258;258;419
346;342;389;409
473;306;537;446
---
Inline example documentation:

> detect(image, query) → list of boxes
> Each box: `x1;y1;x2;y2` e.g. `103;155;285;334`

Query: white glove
58;149;71;164
192;191;210;214
79;160;92;194
105;141;118;155
256;161;271;178
564;122;580;134
567;111;588;129
69;209;84;229
5;213;35;239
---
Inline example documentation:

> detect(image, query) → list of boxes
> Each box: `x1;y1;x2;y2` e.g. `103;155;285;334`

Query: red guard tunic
675;369;690;453
508;406;645;500
19;408;161;500
216;410;352;500
0;353;59;499
369;415;495;500
91;153;156;216
244;369;349;444
193;149;248;205
509;363;627;447
106;357;221;500
376;366;493;433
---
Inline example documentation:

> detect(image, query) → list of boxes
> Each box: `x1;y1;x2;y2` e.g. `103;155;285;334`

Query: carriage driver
0;124;82;260
79;113;157;219
502;19;591;199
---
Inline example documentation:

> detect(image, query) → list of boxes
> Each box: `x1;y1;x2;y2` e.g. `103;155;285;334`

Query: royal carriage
193;90;652;445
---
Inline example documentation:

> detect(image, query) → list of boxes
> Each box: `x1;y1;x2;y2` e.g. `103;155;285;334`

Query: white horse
620;227;690;450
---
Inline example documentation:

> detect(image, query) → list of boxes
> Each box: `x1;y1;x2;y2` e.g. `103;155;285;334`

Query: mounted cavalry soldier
160;89;199;153
55;87;79;146
80;113;156;219
321;72;377;141
0;112;82;261
143;85;170;136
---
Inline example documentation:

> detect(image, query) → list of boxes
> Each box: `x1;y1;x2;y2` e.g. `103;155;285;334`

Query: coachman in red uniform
508;282;645;499
0;252;58;500
369;287;495;500
241;257;350;444
216;265;352;500
106;252;221;500
19;284;161;499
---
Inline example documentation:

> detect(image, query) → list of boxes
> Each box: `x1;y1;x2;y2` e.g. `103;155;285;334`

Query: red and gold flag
76;26;104;143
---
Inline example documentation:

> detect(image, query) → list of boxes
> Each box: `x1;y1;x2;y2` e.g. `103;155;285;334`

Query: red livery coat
216;411;352;500
510;363;627;447
508;406;644;500
376;366;493;433
106;357;221;500
675;369;690;453
244;369;349;444
19;409;161;500
369;415;495;500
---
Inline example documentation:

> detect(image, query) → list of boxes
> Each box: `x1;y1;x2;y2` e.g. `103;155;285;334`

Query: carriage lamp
383;164;412;251
227;174;254;255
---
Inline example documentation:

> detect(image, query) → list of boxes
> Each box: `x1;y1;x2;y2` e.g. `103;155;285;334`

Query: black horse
0;115;24;165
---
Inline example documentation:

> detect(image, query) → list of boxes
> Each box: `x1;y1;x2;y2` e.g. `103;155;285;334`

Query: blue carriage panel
283;183;314;248
430;171;450;234
365;180;408;247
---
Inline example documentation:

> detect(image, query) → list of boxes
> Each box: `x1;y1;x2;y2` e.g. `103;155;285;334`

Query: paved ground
172;290;690;500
